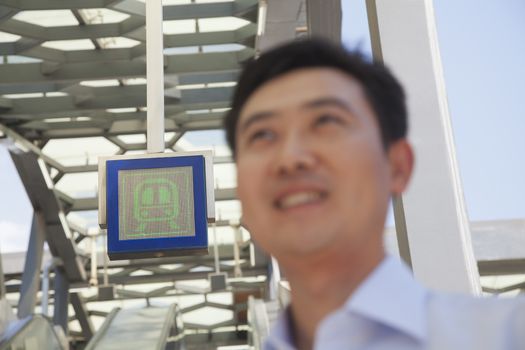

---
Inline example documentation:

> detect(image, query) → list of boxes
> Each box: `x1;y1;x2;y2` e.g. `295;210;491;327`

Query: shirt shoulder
426;292;525;349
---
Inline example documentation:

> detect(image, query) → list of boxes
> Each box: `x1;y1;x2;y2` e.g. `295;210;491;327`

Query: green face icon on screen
133;178;179;231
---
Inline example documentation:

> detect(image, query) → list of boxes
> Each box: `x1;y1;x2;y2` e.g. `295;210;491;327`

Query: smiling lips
275;190;327;210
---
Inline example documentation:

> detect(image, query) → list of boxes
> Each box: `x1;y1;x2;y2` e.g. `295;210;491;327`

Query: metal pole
233;225;242;278
0;242;5;299
103;233;109;286
212;224;220;273
53;267;70;333
146;0;165;153
305;0;342;42
41;258;61;317
17;213;45;318
90;236;98;286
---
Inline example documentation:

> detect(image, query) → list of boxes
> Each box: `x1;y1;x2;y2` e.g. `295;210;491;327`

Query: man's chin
271;235;335;259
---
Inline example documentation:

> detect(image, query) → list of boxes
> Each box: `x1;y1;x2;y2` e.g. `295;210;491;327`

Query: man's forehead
238;96;358;134
238;68;365;123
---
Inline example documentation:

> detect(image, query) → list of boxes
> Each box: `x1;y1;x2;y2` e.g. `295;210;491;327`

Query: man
224;38;525;349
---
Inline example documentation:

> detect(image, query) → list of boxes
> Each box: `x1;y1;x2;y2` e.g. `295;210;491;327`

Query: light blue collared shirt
265;256;525;350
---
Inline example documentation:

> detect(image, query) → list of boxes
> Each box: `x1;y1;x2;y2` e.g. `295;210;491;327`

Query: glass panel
14;10;78;27
42;40;96;51
43;137;119;167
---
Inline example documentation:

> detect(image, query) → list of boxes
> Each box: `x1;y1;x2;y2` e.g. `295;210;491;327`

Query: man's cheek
236;175;251;204
237;181;255;218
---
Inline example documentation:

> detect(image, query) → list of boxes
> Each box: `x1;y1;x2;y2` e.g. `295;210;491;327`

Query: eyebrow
301;96;356;114
238;110;276;133
238;96;356;133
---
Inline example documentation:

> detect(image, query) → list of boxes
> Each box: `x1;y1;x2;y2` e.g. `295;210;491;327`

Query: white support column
146;0;165;153
367;0;481;294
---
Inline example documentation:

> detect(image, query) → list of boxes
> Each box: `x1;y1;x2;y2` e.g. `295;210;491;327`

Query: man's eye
248;129;274;143
314;114;344;126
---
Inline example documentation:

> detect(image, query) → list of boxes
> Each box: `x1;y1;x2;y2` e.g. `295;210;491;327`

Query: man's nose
275;132;316;176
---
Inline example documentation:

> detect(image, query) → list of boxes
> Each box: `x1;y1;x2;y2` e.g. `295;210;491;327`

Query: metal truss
0;0;263;348
3;239;269;348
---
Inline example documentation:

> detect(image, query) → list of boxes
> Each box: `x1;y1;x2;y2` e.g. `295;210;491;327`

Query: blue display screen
106;155;208;259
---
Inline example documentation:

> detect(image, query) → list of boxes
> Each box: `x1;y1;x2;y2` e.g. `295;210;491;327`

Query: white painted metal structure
367;0;481;294
146;0;165;154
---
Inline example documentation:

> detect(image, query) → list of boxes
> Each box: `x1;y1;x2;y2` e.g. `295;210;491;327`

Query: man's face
235;68;411;260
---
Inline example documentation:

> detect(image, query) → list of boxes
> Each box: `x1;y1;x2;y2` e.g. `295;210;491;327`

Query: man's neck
280;244;385;350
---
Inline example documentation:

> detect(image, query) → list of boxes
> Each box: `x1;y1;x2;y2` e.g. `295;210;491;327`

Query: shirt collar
265;255;428;349
265;307;295;350
345;255;428;341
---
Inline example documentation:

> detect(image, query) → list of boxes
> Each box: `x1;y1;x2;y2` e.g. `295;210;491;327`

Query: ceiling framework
2;245;268;349
0;0;263;348
0;0;256;145
0;0;254;211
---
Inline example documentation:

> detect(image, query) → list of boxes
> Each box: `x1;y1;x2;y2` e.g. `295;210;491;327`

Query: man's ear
388;139;414;195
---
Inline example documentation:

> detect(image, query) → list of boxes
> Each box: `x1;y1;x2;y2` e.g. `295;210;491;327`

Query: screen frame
106;155;208;259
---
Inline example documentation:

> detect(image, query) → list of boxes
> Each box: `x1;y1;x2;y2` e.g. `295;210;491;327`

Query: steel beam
70;292;95;340
53;266;70;333
0;85;231;118
185;330;247;350
0;51;247;85
1;0;255;18
9;148;86;282
162;2;236;20
2;242;253;290
256;0;305;52
0;245;5;298
17;212;45;318
306;0;341;42
5;264;265;294
41;157;233;178
366;0;481;294
0;82;63;95
0;2;256;41
0;19;42;39
0;71;238;95
22;115;223;139
477;259;525;277
2;22;254;50
0;5;17;26
178;71;239;85
13;114;226;140
3;0;111;10
95;265;265;287
0;124;64;170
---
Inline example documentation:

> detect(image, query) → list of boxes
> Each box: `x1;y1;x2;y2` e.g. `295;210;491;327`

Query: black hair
224;38;407;155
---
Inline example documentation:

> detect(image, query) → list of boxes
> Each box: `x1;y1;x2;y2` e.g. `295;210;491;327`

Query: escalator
0;315;68;350
0;305;184;350
84;305;185;350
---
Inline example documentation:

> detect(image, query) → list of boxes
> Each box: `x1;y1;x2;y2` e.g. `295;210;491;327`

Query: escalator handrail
84;307;120;350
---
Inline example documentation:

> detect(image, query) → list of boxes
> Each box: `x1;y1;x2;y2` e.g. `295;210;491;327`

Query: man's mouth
275;191;327;210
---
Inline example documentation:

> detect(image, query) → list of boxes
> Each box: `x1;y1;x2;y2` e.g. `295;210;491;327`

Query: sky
0;142;33;252
432;0;525;220
1;1;525;254
342;0;525;222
